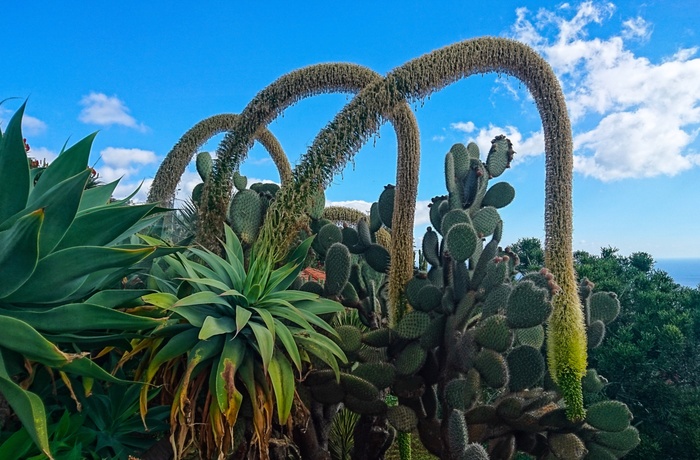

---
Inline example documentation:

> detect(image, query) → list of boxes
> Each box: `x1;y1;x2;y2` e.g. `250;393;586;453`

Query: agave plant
0;104;178;457
0;379;169;460
138;225;346;459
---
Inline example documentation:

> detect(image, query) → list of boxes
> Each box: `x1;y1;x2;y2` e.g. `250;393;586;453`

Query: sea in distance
655;259;700;288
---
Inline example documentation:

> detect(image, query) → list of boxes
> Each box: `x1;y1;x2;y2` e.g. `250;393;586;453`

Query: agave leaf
0;353;50;459
78;179;120;212
180;259;221;285
4;246;156;304
0;303;163;333
214;335;246;423
170;305;215;327
55;203;157;250
173;291;231;309
251;307;275;341
302;330;347;363
187;248;238;287
178;277;230;293
295;335;341;379
0;316;85;367
199;316;236;340
30;133;95;199
264;305;314;331
141;292;179;309
142;327;199;391
272;319;302;372
85;289;153;309
59;356;130;384
0;209;42;298
0;104;30;222
29;168;91;257
235;305;252;336
268;349;295;424
223;225;244;267
248;321;274;373
296;298;346;315
294;307;340;337
267;236;314;294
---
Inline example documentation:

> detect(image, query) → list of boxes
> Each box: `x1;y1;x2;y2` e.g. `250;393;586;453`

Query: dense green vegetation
513;238;700;459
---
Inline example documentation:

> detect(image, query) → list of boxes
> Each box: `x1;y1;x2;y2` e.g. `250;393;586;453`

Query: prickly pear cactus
308;138;637;460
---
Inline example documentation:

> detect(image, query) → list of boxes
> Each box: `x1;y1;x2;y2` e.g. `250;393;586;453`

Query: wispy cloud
100;147;157;168
79;93;147;131
509;2;700;181
96;147;158;198
450;121;476;133
0;108;47;136
449;122;544;162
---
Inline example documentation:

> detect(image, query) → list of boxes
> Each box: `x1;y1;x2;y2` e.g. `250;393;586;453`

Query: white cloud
100;147;157;168
621;17;651;41
327;200;372;214
22;115;47;136
510;2;700;181
79;93;147;131
94;147;158;189
0;109;47;136
27;146;58;164
472;125;544;163
432;135;446;142
450;121;476;133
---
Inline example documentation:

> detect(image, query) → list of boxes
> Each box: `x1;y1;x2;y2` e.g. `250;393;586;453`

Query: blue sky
3;1;699;259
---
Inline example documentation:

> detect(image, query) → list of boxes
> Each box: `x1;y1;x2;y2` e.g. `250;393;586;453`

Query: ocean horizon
655;259;700;288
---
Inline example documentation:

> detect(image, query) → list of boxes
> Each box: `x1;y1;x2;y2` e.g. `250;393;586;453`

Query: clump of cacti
304;138;637;460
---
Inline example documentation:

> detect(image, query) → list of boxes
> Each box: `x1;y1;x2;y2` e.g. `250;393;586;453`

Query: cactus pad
195;151;213;181
447;409;469;457
421;227;441;268
475;314;513;352
229;189;263;244
414;284;442;312
587;320;606;349
362;328;393;348
310;380;345;405
365;243;390;273
441;209;472;236
339;373;380;401
445;222;478;263
549;433;587;460
505;281;552;329
515;325;545;349
369;201;382;232
507;345;545;392
445;370;481;411
594;426;640;452
325;243;351;296
387;405;418;433
581;369;607;394
485;134;514;178
474;349;509;389
482;181;516;209
394;342;427;375
419;314;446;350
377;184;395;229
395;310;431;339
232;170;247;191
317;223;343;254
589;292;621;324
352;362;396;390
586;400;633;432
334;325;363;354
344;394;387;415
472;206;501;237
